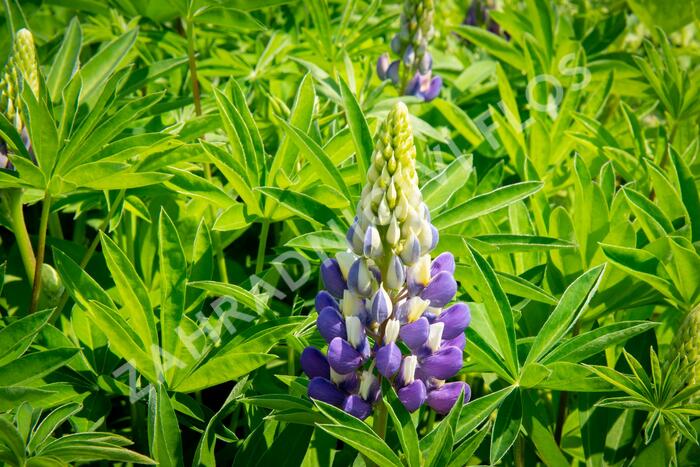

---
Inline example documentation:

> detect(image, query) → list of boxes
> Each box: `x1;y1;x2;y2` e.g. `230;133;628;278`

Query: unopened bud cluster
672;305;700;392
376;0;442;101
301;103;470;419
0;28;39;169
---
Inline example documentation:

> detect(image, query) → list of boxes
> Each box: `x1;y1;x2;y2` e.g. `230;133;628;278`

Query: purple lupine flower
303;103;471;419
375;0;442;101
463;0;509;40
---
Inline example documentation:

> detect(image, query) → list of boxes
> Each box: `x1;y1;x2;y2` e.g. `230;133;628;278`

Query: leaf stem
255;220;270;275
2;189;36;283
29;191;51;314
660;421;677;466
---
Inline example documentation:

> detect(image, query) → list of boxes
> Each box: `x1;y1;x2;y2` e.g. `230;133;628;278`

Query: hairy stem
2;189;36;283
256;220;270;275
29;192;51;314
660;421;677;467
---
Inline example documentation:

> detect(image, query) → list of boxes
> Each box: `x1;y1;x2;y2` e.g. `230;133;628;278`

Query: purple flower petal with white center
420;271;457;307
442;332;466;351
404;72;421;96
385;254;406;289
337;372;359;393
317;306;346;343
388;60;400;85
321;258;346;298
301;347;330;379
308;377;345;407
376;53;390;80
348;259;373;297
419;75;442;102
419;52;432;74
327;337;364;374
398;380;427;412
429;225;439;250
436;302;470;339
315;291;338;313
370;286;392;324
400;234;422;265
342;394;372;420
363;224;382;258
376;342;402;378
427;381;471;414
420;346;463;379
391;34;402;54
346;221;363;254
431;252;455;276
400;317;430;349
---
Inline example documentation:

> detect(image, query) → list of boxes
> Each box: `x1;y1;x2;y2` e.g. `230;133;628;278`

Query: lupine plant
1;1;700;466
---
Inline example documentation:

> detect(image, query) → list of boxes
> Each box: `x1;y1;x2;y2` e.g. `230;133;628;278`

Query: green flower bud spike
0;28;40;130
673;304;700;390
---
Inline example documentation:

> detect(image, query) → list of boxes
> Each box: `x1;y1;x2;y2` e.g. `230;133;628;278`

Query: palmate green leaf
194;378;248;466
186;281;270;316
433;181;543;230
462;245;519;376
85;300;158;382
148;384;183;467
53;248;114;310
424;391;463;467
490;388;522;465
285;230;347;252
213;87;258;186
473;234;574;253
382;381;421;467
623;188;674;240
78;28;138;103
46;17;82;101
158;209;186;379
495;271;557;305
455;25;525;69
0;418;25;466
541;321;658;364
0;387;55;412
165;167;236;208
432;99;484;148
100;233;159;353
670;149;700;241
202;141;261;216
193;6;264;31
0;309;52;367
314;401;402;467
338;76;372;183
256;186;346;227
537;362;611;392
173;353;275;393
600;243;680;302
269;73;315;192
229;80;266;184
0;348;78;386
276;117;353;204
447;423;490;467
666;237;700;307
421;155;473;211
21;86;59;179
521;390;569;467
28;403;82;453
526;265;605;365
213;203;250;231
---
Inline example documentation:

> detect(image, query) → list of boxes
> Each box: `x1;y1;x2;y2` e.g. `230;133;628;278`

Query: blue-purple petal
327;337;364;374
420;75;442;102
342;394;372;420
431;252;455;276
376;342;402;378
321;258;346;298
436;302;471;339
399;317;430;349
427;381;471;414
376;53;390;80
317;306;347;343
442;332;466;351
315;291;338;313
388;60;400;85
300;347;330;379
420;271;457;307
419;346;463;379
308;377;345;407
398;380;427;412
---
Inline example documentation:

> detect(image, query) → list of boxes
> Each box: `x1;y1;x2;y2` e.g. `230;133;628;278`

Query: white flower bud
427;322;444;352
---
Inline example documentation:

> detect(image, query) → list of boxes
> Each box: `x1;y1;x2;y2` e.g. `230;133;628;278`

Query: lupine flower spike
376;0;442;101
0;28;40;168
302;102;471;419
671;304;700;395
